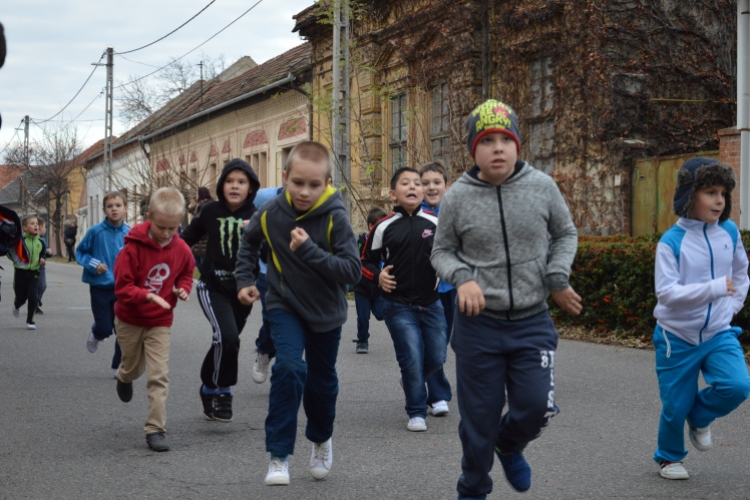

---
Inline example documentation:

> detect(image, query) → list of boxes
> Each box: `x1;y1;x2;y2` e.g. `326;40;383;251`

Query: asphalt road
1;261;750;499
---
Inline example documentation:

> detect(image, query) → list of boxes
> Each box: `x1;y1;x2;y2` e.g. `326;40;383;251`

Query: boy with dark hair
76;191;129;377
362;167;447;433
181;158;260;422
352;207;387;353
651;158;750;480
419;160;453;416
235;140;360;486
114;187;195;452
11;215;45;329
431;99;580;499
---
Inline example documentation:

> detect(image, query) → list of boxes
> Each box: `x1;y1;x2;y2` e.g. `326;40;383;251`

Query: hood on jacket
216;158;261;211
673;157;735;223
125;221;180;250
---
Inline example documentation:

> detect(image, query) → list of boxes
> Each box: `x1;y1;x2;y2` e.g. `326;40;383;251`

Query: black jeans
13;268;39;324
196;281;253;388
65;243;75;261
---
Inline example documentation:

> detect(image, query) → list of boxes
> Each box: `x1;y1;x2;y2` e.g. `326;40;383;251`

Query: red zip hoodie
114;221;195;328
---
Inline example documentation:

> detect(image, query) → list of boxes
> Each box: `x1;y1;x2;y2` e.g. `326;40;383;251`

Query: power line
115;0;266;90
115;0;217;55
34;52;106;124
0;120;24;159
118;54;161;68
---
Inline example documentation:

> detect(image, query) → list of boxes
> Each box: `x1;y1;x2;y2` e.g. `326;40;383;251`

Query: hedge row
549;231;750;337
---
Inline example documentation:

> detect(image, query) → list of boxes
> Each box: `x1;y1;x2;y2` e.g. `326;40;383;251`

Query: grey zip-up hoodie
235;186;361;332
431;162;577;320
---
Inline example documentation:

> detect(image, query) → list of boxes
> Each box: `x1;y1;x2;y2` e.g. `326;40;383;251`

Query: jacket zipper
497;187;514;320
698;224;715;344
409;214;415;304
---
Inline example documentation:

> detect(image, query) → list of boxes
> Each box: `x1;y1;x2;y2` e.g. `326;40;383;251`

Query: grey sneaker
12;306;20;318
86;332;100;353
355;342;368;354
253;353;271;383
688;421;712;451
146;432;170;452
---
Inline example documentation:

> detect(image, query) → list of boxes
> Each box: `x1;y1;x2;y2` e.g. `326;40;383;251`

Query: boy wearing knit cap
431;100;580;499
651;157;749;480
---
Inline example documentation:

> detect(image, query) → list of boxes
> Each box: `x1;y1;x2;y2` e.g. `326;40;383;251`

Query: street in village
1;261;750;499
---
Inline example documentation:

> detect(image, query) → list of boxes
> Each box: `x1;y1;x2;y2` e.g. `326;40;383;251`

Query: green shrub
551;230;750;338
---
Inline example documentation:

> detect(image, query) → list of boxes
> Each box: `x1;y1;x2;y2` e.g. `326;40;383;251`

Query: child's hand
457;280;485;316
290;227;309;251
238;286;260;305
147;293;171;310
551;287;583;315
379;265;397;292
45;249;53;257
727;276;736;296
173;286;189;301
39;258;45;266
96;262;108;274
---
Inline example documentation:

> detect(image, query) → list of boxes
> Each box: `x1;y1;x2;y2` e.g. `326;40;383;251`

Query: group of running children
6;99;750;499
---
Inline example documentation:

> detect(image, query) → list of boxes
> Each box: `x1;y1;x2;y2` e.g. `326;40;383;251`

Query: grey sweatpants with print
452;309;559;498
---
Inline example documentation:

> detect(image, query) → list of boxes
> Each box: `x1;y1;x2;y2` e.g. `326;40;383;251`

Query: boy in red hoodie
113;187;195;452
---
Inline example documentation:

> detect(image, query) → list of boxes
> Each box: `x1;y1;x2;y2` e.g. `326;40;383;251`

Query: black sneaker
199;387;216;421
356;342;369;354
146;432;170;452
213;393;233;422
36;308;44;315
116;379;133;403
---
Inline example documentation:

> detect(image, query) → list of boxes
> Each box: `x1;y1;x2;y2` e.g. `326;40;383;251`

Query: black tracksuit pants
196;281;253;389
452;309;560;499
13;268;39;324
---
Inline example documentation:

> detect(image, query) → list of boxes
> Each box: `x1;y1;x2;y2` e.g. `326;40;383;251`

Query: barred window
390;94;407;170
431;83;451;170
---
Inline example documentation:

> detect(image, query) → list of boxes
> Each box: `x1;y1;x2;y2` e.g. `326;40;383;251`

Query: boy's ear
282;170;288;183
446;181;450;188
326;178;332;187
388;189;398;203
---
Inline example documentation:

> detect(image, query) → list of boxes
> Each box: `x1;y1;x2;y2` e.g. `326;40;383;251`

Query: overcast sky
0;0;314;154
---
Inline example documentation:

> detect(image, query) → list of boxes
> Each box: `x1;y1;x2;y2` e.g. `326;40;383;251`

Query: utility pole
332;0;351;212
94;48;114;191
23;115;29;167
739;0;750;228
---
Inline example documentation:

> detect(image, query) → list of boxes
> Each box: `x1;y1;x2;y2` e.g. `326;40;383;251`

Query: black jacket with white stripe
361;205;439;307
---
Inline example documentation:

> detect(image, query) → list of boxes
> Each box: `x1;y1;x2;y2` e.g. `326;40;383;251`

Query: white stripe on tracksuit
196;280;223;387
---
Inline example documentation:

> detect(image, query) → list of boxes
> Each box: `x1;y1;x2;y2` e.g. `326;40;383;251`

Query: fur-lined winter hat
673;157;735;222
466;100;521;157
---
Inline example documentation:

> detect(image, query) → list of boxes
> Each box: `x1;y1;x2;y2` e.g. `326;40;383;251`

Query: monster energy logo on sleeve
217;217;244;256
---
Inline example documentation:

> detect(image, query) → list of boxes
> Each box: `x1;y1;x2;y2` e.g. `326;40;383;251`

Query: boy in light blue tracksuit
76;192;130;375
652;158;750;480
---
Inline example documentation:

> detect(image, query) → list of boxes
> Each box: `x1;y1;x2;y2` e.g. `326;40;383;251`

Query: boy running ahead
235;141;360;486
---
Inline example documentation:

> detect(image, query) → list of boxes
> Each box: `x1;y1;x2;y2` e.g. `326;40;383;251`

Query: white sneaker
310;438;333;479
265;458;290;486
26;323;36;330
112;369;118;380
12;306;20;318
407;416;427;432
688;422;712;451
253;353;271;384
431;401;449;416
659;461;689;480
86;332;100;353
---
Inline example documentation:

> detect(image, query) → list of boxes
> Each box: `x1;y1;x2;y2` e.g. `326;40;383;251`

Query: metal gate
631;151;719;236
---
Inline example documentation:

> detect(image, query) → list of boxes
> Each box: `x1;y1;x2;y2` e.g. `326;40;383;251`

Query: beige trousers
115;318;171;435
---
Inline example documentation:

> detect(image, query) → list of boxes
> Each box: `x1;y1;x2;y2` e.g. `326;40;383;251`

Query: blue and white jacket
76;219;130;289
654;218;749;346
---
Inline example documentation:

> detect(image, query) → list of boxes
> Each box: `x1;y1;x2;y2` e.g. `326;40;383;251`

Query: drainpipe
739;0;750;228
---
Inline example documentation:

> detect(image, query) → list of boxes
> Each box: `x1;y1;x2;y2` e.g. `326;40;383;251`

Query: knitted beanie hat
466;100;521;157
673;157;735;222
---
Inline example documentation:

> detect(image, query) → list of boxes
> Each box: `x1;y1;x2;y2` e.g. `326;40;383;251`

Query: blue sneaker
495;447;531;492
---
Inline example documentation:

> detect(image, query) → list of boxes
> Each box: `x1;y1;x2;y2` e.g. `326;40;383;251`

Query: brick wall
719;127;740;223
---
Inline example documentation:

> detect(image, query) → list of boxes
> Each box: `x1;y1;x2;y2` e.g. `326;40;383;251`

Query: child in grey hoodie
431;100;581;500
235;141;360;487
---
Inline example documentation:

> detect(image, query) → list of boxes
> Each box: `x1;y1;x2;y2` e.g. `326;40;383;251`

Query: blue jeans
426;289;456;404
354;292;384;343
90;286;122;369
265;308;342;456
383;299;447;418
653;326;750;463
254;273;276;358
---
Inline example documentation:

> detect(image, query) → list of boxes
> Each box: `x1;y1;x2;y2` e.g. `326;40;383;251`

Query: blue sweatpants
90;286;122;369
653;325;750;463
452;310;559;499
